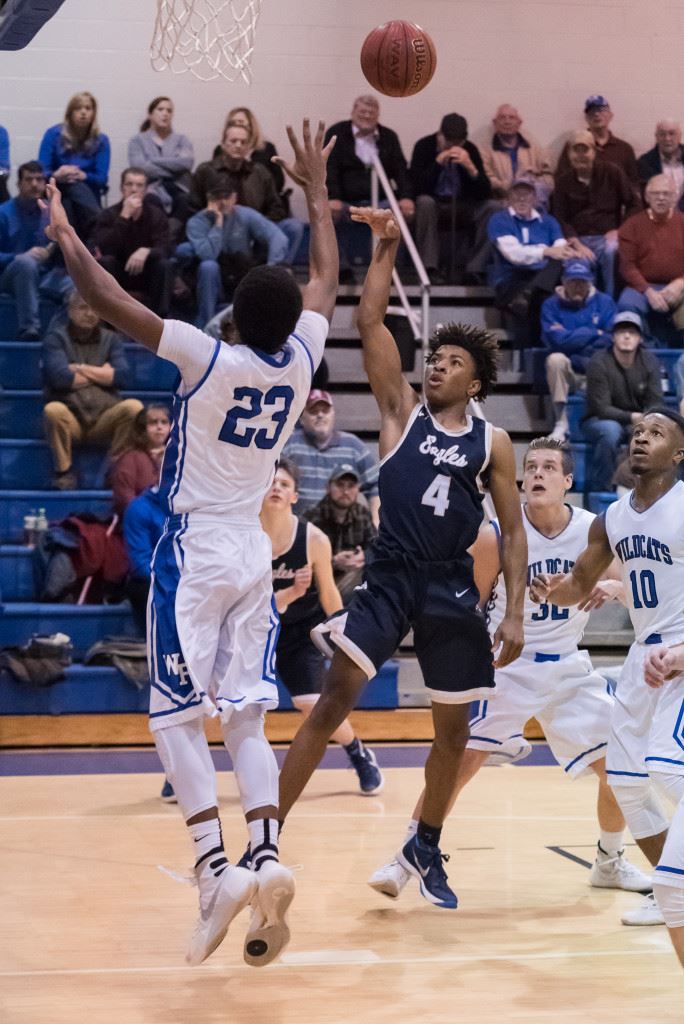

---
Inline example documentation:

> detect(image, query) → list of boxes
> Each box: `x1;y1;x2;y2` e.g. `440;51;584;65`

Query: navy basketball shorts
324;552;495;704
276;619;326;700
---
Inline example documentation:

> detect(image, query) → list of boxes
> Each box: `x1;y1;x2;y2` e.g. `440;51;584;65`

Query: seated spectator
189;120;303;264
0;123;9;203
128;96;194;224
540;259;616;440
487;178;576;341
582;311;661;492
552;130;640;297
410;112;493;282
42;291;143;489
91;167;173;317
215;107;289;211
676;353;684;417
182;184;288;326
481;104;554;208
617;174;684;344
324;95;414;282
637;120;684;202
0;161;72;339
282;389;380;521
305;463;376;602
123;485;166;636
556;95;639;188
38;91;110;240
108;403;171;517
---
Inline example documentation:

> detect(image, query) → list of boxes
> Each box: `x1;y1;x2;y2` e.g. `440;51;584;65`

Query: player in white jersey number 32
44;120;339;968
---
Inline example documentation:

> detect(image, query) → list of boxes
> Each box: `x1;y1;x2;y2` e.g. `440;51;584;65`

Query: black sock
417;820;442;848
344;737;362;757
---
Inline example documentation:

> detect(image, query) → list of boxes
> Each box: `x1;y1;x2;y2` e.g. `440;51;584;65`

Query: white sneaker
485;737;532;767
186;865;257;965
549;420;569;442
589;851;652;893
244;861;295;967
620;892;665;927
368;858;411;899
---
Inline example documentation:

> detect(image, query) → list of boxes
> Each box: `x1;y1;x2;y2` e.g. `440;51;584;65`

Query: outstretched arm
487;427;526;667
530;513;614;607
273;119;338;323
42;179;163;353
352;208;418;453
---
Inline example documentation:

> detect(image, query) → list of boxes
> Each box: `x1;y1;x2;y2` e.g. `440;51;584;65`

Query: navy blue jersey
272;518;322;626
376;405;493;563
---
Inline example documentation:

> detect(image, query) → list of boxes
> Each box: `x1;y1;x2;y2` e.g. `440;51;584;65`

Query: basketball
360;20;437;98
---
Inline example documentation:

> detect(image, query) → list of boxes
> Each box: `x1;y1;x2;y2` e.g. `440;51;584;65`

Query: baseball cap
510;175;537;192
611;311;643;333
584;94;609;112
440;113;468;142
567;129;596;149
206;183;237;199
562;259;594;281
305;389;333;409
329;463;360;482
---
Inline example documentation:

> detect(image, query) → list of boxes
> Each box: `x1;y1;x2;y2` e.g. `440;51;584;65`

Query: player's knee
653;883;684;929
308;688;354;733
610;781;669;839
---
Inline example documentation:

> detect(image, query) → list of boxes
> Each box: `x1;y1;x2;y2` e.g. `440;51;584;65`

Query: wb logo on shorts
163;652;191;684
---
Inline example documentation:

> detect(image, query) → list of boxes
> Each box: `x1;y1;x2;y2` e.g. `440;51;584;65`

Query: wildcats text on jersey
614;535;673;565
526;557;576;584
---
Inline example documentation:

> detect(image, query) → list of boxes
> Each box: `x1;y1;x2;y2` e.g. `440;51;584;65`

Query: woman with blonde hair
38;91;110;239
128;96;194;224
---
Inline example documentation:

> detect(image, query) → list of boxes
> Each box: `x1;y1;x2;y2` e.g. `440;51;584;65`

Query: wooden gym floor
0;747;681;1024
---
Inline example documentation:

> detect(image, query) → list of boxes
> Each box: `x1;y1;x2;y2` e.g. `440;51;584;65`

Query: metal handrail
369;156;431;364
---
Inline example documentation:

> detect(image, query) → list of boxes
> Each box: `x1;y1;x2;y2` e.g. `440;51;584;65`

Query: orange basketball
360;20;436;98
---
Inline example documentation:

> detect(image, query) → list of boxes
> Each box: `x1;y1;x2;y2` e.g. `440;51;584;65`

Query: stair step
0;440;111;489
0;603;135;655
0;545;34;601
0;389;173;439
0;490;112;544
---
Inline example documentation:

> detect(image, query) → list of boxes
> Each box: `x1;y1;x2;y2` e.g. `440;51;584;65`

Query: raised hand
349;206;400;240
40;178;70;241
272;119;336;191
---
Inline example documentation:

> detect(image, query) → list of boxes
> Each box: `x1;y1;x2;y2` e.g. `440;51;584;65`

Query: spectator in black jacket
637;120;684;204
42;291;143;489
324;95;414;281
91;167;173;315
582;310;662;491
409;112;494;282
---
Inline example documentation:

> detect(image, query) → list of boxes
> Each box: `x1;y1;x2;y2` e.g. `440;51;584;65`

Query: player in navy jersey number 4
277;208;528;910
531;409;684;929
43;121;339;968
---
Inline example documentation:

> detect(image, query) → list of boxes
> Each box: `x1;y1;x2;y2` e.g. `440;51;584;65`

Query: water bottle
23;510;37;547
35;508;49;536
661;364;671;395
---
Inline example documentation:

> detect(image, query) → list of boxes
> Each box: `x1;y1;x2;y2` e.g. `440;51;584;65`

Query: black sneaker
397;835;457;909
348;743;384;795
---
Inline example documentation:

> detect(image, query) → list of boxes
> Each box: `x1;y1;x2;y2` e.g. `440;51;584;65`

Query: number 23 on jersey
218;385;294;450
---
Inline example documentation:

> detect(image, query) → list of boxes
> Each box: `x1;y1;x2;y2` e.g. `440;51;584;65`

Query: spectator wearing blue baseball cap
540;259;616;439
582;309;662;491
556;95;639;188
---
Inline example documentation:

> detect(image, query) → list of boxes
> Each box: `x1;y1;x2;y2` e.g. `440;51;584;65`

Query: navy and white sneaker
397;835;458;909
237;845;252;870
160;779;177;804
348;743;384;795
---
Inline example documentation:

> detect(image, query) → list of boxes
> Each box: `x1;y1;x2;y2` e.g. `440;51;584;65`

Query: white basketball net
150;0;263;83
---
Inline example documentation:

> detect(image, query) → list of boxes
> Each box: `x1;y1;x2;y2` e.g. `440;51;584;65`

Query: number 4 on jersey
421;473;451;517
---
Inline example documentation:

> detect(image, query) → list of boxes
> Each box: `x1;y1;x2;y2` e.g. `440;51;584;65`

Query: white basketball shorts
147;513;279;732
606;640;684;786
468;649;613;777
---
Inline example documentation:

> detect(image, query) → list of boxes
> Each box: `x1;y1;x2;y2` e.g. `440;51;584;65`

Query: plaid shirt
305;495;376;554
282;427;379;514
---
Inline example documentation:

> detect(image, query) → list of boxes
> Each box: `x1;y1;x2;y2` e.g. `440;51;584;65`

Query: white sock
403;819;419;844
598;829;625;859
189;817;229;881
248;818;280;870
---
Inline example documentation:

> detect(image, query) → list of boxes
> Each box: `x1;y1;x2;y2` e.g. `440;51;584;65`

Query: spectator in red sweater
108;403;170;516
552;130;640;297
617;174;684;344
91;167;174;315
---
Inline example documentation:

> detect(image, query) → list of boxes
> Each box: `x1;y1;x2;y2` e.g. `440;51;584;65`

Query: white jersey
605;481;684;644
157;311;328;520
487;505;595;655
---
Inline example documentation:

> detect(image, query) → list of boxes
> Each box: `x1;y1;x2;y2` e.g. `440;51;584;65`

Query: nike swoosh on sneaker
455;588;470;598
415;861;431;878
200;881;223;923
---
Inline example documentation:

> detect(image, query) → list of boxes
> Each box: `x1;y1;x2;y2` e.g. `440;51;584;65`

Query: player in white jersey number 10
531;409;684;935
43;120;339;968
370;436;651;907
